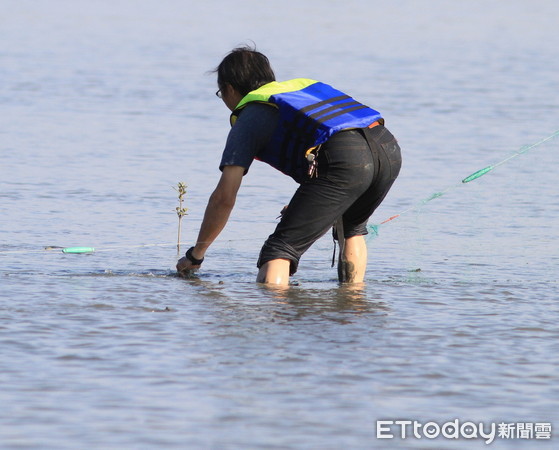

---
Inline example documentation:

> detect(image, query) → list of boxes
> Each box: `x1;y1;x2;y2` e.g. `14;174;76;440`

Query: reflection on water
262;283;389;322
1;0;558;448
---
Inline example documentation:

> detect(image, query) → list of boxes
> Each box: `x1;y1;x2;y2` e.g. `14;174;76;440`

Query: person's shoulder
242;102;277;114
235;102;278;126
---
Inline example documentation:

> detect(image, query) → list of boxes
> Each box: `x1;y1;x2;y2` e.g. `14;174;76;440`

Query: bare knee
257;259;291;285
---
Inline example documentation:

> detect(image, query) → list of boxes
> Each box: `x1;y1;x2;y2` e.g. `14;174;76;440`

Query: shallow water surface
1;0;558;448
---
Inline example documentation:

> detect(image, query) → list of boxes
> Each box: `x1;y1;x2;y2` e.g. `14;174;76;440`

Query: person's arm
176;165;244;274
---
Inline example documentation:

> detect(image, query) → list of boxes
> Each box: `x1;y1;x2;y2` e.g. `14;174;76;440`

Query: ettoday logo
377;420;496;444
377;420;552;444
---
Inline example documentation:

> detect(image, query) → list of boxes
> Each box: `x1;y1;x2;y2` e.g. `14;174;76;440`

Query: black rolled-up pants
257;125;402;275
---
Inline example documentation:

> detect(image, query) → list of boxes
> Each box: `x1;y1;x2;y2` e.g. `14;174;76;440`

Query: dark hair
214;45;276;96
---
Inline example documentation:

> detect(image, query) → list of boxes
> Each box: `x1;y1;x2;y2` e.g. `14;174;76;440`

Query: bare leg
256;258;291;285
340;235;367;283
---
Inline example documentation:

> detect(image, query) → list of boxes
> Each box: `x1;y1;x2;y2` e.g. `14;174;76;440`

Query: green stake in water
422;191;445;203
62;247;95;254
462;166;494;183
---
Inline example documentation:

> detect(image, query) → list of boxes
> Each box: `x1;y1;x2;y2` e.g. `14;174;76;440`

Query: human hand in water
176;247;204;276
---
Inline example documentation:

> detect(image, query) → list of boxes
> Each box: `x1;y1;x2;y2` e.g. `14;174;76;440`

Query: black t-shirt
219;103;279;175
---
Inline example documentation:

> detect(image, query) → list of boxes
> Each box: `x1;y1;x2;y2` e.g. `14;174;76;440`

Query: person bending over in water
177;45;401;285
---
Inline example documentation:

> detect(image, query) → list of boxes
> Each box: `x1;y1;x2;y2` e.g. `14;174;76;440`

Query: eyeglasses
215;89;222;98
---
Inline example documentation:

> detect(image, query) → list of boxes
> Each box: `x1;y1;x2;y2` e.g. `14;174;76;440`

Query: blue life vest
231;78;383;183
